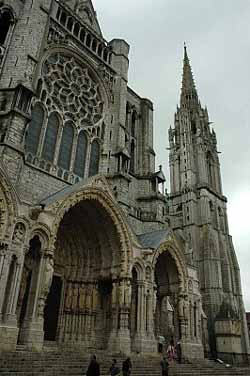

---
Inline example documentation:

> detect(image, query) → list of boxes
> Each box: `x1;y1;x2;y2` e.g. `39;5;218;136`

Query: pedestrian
176;341;182;364
167;342;175;362
122;357;132;376
158;335;166;353
160;356;169;376
86;355;100;376
109;359;120;376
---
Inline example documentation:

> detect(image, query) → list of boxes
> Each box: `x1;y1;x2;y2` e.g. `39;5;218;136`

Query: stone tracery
42;53;104;127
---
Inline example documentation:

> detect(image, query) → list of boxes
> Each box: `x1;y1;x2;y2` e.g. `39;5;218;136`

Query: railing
53;4;113;66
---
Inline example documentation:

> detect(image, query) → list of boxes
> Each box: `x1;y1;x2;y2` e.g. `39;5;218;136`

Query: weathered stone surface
0;0;248;364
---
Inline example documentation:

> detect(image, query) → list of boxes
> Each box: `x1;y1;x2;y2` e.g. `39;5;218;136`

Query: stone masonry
0;0;249;364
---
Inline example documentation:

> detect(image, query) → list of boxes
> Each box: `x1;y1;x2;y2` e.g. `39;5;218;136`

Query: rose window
42;53;104;126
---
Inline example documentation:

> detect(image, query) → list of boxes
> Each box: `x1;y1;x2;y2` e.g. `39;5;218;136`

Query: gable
63;0;103;36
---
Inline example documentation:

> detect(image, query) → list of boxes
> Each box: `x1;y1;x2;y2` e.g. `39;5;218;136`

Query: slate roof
137;229;171;250
40;177;91;207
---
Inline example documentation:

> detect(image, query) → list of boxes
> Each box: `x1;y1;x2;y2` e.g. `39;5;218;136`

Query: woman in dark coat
86;355;100;376
122;357;132;376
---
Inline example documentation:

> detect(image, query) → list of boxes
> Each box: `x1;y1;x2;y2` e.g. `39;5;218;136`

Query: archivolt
49;187;133;276
153;240;188;292
0;166;19;240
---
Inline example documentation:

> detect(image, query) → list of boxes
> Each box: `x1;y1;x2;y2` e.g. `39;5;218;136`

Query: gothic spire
180;44;199;109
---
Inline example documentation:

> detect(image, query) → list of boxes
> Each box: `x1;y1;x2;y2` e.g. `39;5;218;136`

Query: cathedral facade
0;0;249;363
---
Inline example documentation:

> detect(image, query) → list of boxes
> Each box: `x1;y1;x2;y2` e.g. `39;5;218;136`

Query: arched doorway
154;250;181;346
44;197;129;350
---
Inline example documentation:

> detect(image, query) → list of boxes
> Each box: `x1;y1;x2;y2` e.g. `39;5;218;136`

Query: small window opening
60;12;67;26
86;34;91;48
0;10;13;45
67;17;73;32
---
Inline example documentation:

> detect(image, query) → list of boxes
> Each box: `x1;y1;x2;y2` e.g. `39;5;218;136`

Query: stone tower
168;45;250;357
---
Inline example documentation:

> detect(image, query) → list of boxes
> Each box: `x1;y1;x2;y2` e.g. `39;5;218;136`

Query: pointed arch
0;166;19;240
153;240;188;293
49;187;133;274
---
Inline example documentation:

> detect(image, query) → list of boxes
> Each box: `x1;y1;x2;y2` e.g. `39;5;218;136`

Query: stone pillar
108;278;131;354
4;255;24;325
0;244;11;318
178;293;189;341
19;250;54;351
0;244;20;351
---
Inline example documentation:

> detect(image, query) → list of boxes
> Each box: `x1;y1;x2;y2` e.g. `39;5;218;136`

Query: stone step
0;351;249;376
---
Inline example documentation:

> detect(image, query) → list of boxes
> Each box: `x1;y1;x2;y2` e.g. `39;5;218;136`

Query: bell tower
168;45;250;358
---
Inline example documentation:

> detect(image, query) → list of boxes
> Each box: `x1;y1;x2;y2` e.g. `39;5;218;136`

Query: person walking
160;356;169;376
109;359;120;376
176;340;182;364
122;357;132;376
86;355;100;376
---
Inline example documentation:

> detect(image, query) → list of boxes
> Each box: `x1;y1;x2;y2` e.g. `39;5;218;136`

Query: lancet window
41;113;59;162
89;140;100;177
25;104;100;181
25;51;105;181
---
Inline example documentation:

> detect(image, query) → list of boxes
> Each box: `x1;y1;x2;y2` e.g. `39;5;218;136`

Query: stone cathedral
0;0;249;363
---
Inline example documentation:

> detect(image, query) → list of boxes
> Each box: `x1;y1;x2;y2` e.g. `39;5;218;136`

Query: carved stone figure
118;280;125;306
79;284;86;312
169;127;174;148
13;223;25;245
72;284;79;313
153;287;157;314
92;284;99;310
42;256;54;296
124;279;131;307
65;282;73;311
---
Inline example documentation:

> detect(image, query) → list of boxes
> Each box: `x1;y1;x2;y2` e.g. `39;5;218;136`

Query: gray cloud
94;0;250;310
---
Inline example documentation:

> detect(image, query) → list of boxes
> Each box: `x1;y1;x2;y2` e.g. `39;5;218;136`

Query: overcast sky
93;0;250;310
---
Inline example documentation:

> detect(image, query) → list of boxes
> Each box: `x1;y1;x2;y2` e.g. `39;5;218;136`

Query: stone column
108;278;131;354
0;244;11;318
178;293;189;341
19;250;54;351
0;244;21;351
4;254;24;325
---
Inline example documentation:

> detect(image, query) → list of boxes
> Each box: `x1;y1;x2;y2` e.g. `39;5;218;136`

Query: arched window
89;140;100;177
86;34;91;48
73;23;80;37
103;49;108;62
92;39;97;52
80;29;86;43
67;17;73;32
58;122;74;171
0;8;13;45
130;140;135;173
41;113;60;162
60;11;67;26
131;111;137;137
74;131;87;178
25;104;44;155
97;44;103;57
